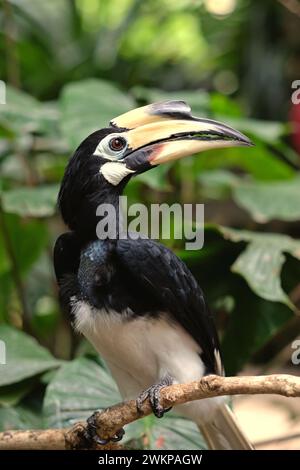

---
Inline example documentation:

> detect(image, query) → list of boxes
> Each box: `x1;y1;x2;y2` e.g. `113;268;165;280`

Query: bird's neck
74;186;124;244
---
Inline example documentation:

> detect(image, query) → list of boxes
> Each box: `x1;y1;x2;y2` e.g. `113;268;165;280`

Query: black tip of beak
192;117;254;147
238;136;255;147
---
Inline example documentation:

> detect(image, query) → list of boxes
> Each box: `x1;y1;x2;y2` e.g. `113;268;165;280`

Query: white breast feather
71;297;225;422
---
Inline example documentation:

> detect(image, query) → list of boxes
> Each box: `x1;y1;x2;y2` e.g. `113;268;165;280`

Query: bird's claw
136;375;173;418
110;428;125;442
85;412;125;446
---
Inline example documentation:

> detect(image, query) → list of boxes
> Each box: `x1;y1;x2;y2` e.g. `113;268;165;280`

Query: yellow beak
110;100;253;169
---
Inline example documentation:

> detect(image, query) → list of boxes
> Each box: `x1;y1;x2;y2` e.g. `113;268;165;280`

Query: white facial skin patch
100;162;135;186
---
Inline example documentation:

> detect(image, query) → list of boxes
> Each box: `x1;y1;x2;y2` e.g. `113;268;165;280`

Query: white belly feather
71;297;225;422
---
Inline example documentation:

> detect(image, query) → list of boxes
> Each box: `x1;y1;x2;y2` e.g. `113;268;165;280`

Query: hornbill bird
54;100;253;450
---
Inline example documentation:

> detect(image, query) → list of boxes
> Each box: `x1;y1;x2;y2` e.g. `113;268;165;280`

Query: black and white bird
54;101;253;449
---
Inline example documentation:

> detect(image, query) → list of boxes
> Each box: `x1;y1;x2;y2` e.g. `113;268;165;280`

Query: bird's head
58;100;252;234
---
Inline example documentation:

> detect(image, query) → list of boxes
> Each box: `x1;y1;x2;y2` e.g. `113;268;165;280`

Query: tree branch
278;0;300;18
1;373;300;450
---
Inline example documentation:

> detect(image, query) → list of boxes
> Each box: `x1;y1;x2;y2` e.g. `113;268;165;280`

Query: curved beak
111;100;253;173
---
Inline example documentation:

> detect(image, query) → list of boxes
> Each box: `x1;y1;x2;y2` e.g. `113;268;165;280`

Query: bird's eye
94;134;128;160
109;137;127;152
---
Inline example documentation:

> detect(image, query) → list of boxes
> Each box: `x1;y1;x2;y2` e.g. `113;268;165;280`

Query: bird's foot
136;374;173;418
85;412;125;446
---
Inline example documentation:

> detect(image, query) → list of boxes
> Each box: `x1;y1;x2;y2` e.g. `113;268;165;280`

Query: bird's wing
53;232;82;316
116;237;223;375
53;232;81;282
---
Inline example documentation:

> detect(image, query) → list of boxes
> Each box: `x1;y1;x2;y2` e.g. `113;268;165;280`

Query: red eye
109;137;127;152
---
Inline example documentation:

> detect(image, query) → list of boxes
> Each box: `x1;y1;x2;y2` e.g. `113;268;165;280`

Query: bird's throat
75;186;125;243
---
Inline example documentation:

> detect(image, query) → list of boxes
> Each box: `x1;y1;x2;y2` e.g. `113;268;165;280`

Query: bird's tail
198;404;254;450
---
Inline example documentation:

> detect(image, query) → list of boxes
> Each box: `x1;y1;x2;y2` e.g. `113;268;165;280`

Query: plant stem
0;201;30;328
3;0;21;88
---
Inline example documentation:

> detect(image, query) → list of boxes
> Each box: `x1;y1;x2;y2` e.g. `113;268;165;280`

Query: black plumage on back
54;234;222;375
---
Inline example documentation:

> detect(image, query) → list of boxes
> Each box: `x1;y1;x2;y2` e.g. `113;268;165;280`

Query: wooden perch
1;373;300;450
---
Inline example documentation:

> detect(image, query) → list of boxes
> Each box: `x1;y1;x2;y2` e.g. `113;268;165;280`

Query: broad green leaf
150;416;205;450
0;378;36;406
43;357;120;428
44;357;205;449
0;86;59;135
231;241;292;307
60;79;135;148
221;228;300;259
198;169;239;199
35;153;68;183
0;325;59;386
198;171;300;223
224;117;288;144
177;227;295;373
0;214;48;276
8;0;75;45
222;282;293;375
210;93;242;118
0;404;43;432
233;177;300;223
0;153;27;183
221;227;300;308
194;142;294;181
130;164;172;192
125;414;205;450
2;185;59;217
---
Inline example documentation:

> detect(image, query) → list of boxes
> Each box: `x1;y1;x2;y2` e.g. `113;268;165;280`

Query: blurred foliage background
0;0;300;449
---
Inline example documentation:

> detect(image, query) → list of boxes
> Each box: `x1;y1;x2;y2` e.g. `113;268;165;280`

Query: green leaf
131;164;172;192
150;416;206;450
126;414;205;450
0;325;59;386
44;357;205;449
152;414;207;450
232;241;291;307
198;171;300;223
233;177;300;223
194;142;294;181
2;185;59;217
221;227;300;308
210;93;242;118
224;117;288;144
177;228;295;374
222;282;293;375
43;357;120;428
0;86;59;135
198;169;239;199
0;379;36;406
0;214;48;275
60;79;135;148
0;404;43;432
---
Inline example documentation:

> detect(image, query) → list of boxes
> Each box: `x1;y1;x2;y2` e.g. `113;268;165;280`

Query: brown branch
278;0;300;18
1;373;300;450
255;432;300;448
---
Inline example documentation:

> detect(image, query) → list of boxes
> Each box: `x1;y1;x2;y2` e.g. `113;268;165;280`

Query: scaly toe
85;413;110;446
136;375;174;418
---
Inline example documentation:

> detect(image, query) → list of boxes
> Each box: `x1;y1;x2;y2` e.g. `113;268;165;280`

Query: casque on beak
111;100;253;173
